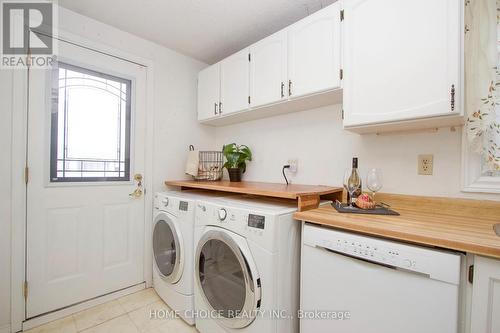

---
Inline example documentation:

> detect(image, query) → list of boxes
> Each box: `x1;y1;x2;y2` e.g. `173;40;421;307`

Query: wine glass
366;168;383;202
344;169;361;208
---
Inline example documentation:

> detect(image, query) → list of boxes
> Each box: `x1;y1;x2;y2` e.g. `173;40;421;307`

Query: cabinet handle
214;103;218;115
450;85;455;111
281;82;285;98
219;102;223;114
288;80;292;96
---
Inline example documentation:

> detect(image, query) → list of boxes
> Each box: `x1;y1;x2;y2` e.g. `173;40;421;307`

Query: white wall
215;104;500;201
0;69;13;332
1;7;214;330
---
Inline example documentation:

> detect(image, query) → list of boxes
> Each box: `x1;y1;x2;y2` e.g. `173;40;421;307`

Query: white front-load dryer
194;196;303;333
153;190;236;325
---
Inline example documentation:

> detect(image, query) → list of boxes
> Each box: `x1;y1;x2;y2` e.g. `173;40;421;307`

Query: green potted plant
223;143;252;182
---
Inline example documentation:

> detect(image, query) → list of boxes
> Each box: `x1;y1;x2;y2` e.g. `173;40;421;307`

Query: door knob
129;173;144;198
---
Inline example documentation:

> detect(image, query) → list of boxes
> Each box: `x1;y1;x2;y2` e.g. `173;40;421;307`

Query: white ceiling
58;0;336;64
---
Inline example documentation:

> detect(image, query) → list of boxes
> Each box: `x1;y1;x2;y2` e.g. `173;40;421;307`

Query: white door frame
10;29;155;332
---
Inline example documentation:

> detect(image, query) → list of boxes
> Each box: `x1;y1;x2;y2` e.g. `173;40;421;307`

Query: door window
50;62;131;182
198;239;246;318
153;220;178;278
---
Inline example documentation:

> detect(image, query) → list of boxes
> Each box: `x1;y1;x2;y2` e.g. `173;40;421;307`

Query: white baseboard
23;283;145;331
0;324;11;333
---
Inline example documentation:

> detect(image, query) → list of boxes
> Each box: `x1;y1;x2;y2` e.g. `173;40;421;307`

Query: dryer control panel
248;214;265;230
195;200;281;252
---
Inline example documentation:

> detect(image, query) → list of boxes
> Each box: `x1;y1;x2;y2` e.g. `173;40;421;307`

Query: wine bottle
347;157;362;204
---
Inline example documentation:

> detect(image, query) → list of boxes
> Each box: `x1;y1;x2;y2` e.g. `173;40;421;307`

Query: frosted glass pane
50;62;131;182
65;86;120;160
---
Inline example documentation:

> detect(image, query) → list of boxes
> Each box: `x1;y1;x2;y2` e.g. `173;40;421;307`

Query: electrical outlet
288;159;298;173
418;154;434;175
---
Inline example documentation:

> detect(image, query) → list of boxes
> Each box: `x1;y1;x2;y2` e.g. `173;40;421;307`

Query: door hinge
248;53;251;62
24;166;29;184
248;96;251;104
342;109;344;120
23;281;28;300
340;9;345;21
468;265;474;284
340;69;344;80
450;84;455;111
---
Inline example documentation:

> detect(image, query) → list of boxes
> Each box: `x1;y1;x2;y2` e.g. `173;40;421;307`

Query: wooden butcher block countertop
294;193;500;259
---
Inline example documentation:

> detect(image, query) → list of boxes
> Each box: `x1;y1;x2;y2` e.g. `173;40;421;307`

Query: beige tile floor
24;288;198;333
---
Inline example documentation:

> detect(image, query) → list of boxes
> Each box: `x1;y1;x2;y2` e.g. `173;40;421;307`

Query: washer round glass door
196;229;261;329
153;212;183;284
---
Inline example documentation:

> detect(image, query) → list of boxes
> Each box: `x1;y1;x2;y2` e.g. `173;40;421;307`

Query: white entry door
26;39;147;318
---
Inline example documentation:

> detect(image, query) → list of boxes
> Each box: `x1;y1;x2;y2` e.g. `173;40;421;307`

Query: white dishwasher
300;223;462;333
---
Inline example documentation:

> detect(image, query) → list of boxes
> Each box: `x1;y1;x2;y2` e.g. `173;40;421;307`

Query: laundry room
1;1;500;333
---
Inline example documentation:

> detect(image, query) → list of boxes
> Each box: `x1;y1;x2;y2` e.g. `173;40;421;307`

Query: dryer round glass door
153;212;183;284
196;229;261;329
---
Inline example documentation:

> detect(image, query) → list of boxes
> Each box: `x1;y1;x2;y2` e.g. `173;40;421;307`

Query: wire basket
194;150;224;181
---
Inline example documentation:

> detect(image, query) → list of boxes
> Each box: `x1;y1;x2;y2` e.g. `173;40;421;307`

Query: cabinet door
220;48;250;115
470;256;500;333
343;0;461;127
288;2;341;99
250;30;287;108
197;63;220;121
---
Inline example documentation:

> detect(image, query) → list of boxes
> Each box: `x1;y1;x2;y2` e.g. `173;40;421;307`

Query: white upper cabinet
249;30;288;108
197;2;343;125
470;256;500;333
220;48;250;115
342;0;462;129
288;2;341;99
197;63;220;121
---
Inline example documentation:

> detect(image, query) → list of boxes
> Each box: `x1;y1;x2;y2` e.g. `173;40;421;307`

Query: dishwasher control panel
320;237;417;270
303;223;463;285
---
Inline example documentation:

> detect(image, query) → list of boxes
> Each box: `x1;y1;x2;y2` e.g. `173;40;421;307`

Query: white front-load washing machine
152;190;235;325
193;196;303;333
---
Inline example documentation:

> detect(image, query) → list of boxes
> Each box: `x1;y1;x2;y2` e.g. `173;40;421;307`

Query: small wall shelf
164;180;343;211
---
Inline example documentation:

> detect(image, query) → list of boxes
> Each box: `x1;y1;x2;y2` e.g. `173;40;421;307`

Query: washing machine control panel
155;194;194;216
